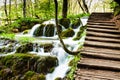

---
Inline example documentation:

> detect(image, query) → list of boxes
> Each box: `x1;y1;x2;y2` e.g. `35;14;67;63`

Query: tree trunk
54;0;80;55
82;0;89;13
4;0;9;24
4;0;8;19
77;0;86;13
9;0;11;24
23;0;26;17
62;0;68;18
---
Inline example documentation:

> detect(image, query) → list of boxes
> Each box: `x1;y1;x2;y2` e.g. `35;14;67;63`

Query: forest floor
74;12;120;80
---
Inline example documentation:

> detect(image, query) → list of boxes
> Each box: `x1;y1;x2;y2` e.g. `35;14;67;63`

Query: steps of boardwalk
75;69;120;80
85;36;120;43
78;57;120;71
74;13;120;80
87;27;120;34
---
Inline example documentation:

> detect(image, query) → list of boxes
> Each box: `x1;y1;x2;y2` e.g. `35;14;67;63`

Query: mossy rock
73;25;87;40
22;29;30;34
0;68;13;80
16;43;33;53
33;24;45;36
0;54;58;79
71;18;81;29
61;28;75;38
40;43;54;52
10;17;42;32
36;56;58;73
33;24;56;37
23;71;45;80
59;18;70;29
45;24;56;37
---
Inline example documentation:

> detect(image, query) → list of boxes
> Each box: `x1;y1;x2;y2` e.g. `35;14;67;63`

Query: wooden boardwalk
74;13;120;80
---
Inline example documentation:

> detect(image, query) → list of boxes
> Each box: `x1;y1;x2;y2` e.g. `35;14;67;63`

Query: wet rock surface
0;54;58;80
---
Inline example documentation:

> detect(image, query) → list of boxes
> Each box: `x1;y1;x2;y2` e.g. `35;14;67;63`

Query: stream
0;17;88;80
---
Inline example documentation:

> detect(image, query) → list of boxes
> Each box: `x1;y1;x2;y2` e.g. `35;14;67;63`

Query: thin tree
23;0;26;17
62;0;68;18
82;0;89;13
77;0;86;13
9;0;11;24
54;0;80;55
4;0;8;20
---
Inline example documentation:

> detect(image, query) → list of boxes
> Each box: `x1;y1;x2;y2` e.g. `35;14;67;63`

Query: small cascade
0;17;88;79
29;24;40;36
43;25;47;36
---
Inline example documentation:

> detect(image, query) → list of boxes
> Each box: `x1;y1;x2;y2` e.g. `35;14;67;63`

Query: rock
36;56;58;73
40;43;54;52
44;24;56;37
59;18;71;29
0;68;13;80
73;25;87;40
22;29;30;34
71;18;81;29
12;29;19;33
16;43;33;53
23;71;45;80
33;24;45;36
0;54;58;79
33;24;56;37
61;28;75;38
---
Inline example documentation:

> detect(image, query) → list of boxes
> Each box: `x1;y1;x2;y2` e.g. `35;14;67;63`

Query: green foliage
17;37;35;43
73;25;87;40
110;1;120;16
67;55;80;80
24;71;36;77
68;13;90;19
61;28;75;38
10;17;42;32
0;33;15;40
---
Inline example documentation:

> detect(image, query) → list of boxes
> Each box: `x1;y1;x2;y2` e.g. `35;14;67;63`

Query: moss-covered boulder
33;24;45;36
22;29;30;34
61;28;75;38
44;24;56;37
40;43;54;52
71;18;81;29
59;18;70;29
33;24;56;37
10;17;44;32
16;43;33;53
0;54;58;80
23;71;45;80
73;25;87;40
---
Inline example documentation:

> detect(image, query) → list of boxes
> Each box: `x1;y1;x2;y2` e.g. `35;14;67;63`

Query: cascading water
0;17;88;80
29;24;40;36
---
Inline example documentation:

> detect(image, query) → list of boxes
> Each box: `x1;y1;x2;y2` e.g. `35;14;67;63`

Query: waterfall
29;24;40;36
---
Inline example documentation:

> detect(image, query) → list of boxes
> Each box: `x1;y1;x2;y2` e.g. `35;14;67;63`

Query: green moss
10;17;43;32
61;28;75;38
71;18;81;29
66;55;81;80
73;25;87;40
40;43;54;52
22;29;30;34
114;6;120;16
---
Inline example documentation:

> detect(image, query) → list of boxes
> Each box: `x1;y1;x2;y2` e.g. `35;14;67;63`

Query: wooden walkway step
87;25;118;30
87;27;120;34
74;12;120;80
85;36;120;43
